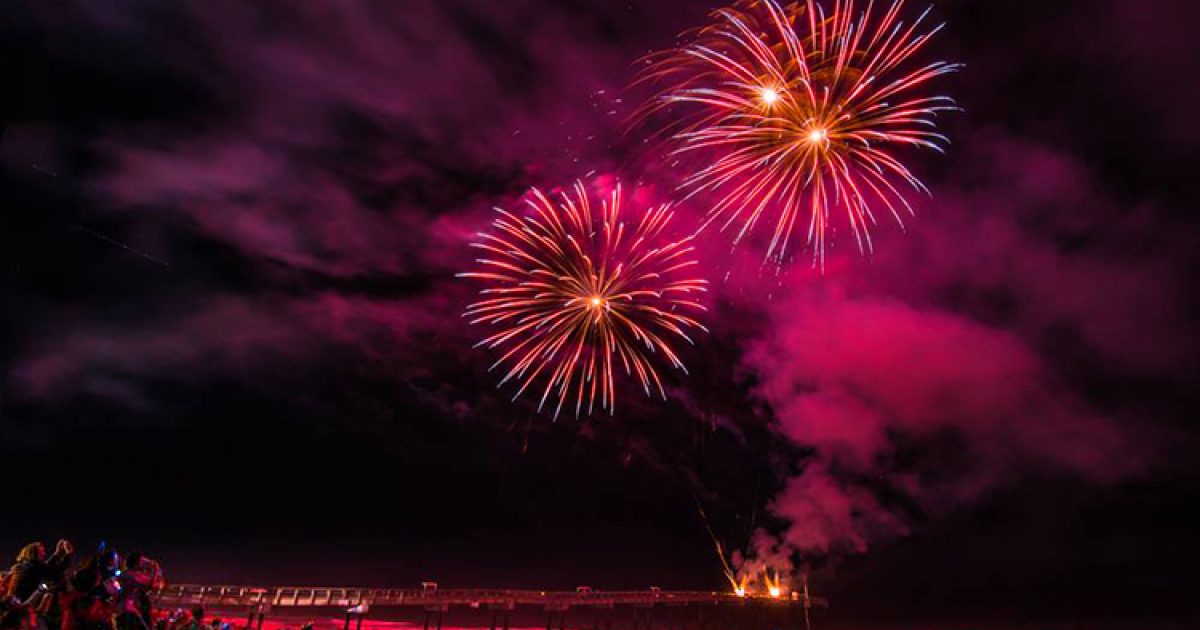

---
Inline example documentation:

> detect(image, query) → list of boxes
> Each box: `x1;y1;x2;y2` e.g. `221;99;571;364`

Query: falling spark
635;0;960;270
459;180;708;419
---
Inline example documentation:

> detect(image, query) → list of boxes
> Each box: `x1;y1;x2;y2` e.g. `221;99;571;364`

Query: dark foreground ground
199;607;1195;630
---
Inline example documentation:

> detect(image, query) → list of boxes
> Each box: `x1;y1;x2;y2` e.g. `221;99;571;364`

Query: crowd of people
0;540;199;630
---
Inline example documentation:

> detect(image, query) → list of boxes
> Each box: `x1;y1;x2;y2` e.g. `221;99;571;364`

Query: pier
153;583;828;630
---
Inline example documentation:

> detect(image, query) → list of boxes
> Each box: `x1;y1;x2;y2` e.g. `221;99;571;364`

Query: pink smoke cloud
733;129;1188;560
748;295;1136;552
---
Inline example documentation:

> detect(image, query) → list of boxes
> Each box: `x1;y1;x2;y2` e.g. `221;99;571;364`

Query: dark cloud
2;0;1197;621
9;293;443;406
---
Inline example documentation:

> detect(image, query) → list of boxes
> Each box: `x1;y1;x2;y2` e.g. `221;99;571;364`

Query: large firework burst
636;0;960;269
459;181;708;419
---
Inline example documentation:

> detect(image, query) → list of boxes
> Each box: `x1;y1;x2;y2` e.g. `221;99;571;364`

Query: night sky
2;1;1198;628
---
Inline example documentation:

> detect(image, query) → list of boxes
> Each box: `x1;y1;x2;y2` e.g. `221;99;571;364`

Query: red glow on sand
245;620;547;630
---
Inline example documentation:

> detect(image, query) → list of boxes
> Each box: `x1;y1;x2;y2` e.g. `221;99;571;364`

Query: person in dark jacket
4;541;73;602
5;541;73;630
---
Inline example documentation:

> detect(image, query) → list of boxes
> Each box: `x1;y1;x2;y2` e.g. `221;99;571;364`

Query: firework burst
459;181;708;419
636;0;960;269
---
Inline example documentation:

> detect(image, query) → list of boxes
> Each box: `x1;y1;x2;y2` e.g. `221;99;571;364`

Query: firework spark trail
693;496;744;593
459;181;708;419
635;0;960;270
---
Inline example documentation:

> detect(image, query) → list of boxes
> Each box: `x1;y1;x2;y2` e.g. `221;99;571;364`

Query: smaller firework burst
459;180;708;419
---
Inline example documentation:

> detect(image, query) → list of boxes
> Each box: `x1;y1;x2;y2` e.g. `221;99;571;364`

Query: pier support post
802;574;812;630
246;603;267;630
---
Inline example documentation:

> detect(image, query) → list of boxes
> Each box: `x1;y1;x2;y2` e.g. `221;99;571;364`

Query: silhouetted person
115;552;163;630
62;549;121;630
184;608;204;630
5;541;73;602
5;541;73;630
